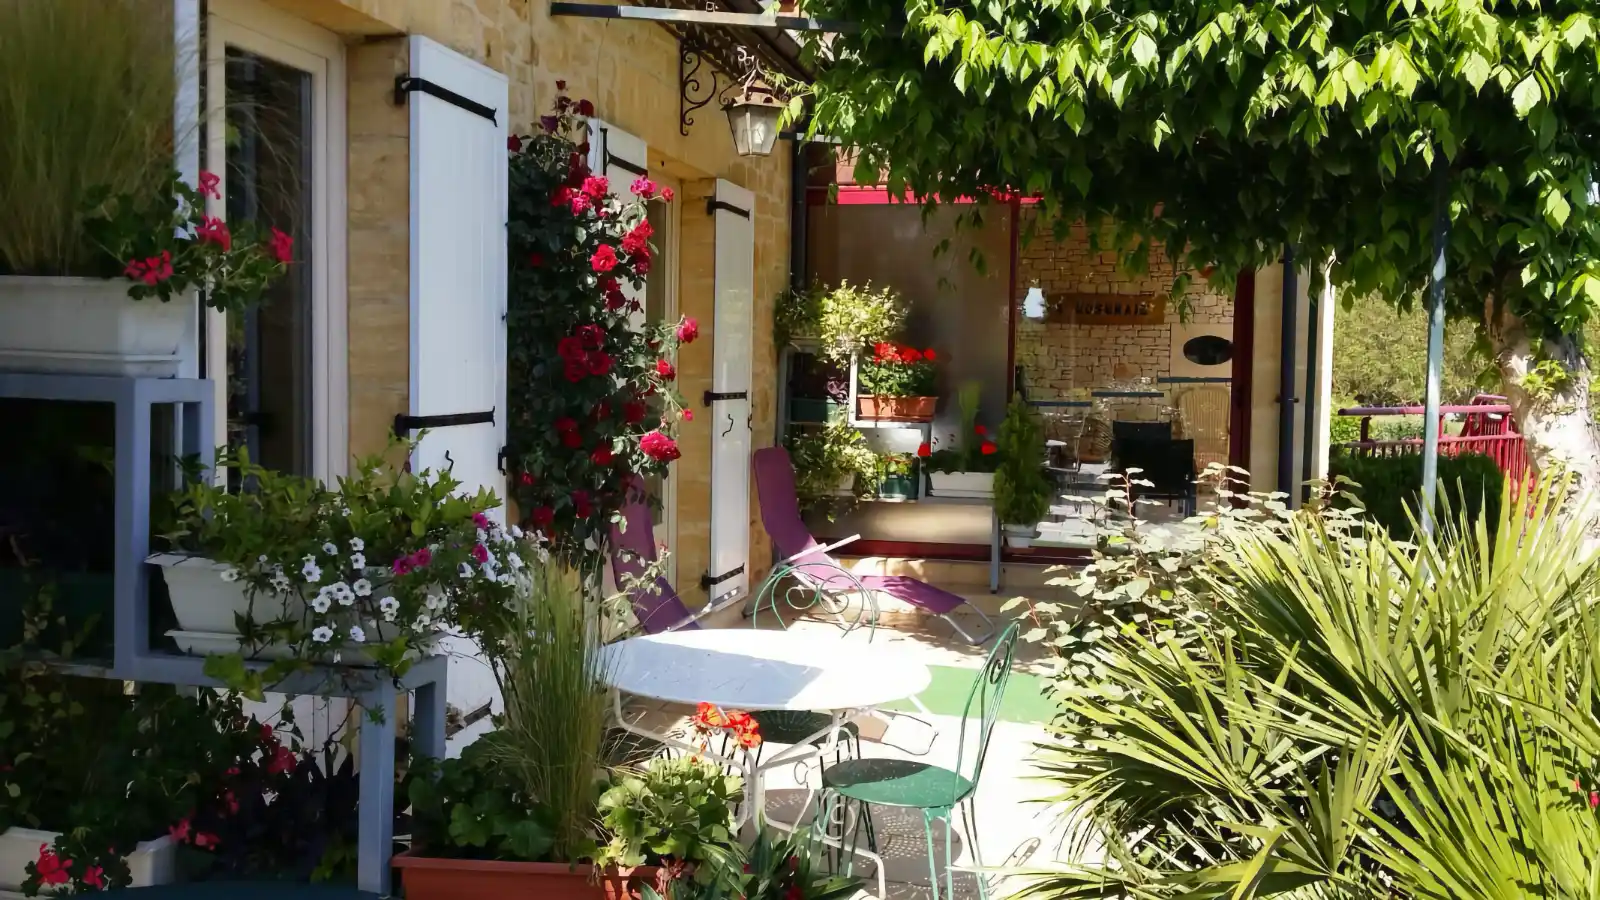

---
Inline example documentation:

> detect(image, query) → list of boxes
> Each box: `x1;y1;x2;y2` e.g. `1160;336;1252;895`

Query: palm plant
1020;477;1600;899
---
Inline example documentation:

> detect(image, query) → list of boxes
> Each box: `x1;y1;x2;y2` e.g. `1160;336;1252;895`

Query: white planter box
928;471;995;499
166;628;437;666
0;277;192;377
829;474;856;497
0;828;175;893
1002;524;1038;549
149;553;307;635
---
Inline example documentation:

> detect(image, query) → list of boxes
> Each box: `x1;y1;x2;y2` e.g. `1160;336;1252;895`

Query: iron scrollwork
679;41;720;137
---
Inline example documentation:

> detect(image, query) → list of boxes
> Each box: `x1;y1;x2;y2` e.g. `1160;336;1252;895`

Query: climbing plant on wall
505;90;697;555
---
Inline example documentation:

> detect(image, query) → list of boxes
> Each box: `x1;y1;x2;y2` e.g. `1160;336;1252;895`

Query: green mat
879;665;1056;724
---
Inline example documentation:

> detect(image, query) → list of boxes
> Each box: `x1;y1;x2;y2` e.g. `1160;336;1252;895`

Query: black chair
1111;436;1197;516
1112;420;1173;442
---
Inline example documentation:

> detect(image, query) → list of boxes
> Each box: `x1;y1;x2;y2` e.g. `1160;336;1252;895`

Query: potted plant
874;453;918;501
993;398;1052;548
774;281;906;365
921;382;1001;498
784;351;848;425
638;824;862;899
787;421;880;508
395;562;640;899
856;342;939;421
150;443;531;685
0;1;290;376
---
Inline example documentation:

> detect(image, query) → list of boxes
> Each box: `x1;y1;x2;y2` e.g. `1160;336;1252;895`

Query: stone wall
285;0;790;598
1015;215;1234;444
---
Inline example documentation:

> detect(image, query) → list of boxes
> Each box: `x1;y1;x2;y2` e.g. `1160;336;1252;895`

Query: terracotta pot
393;850;659;900
857;395;937;421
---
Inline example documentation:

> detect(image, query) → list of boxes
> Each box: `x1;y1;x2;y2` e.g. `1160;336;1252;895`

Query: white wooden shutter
707;180;755;603
588;119;649;330
403;35;508;729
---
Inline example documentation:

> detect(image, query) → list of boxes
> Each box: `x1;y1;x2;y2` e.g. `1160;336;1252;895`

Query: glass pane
642;197;671;530
224;48;313;476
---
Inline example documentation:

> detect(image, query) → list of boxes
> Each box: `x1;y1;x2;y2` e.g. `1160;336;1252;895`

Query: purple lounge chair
752;447;996;645
607;482;706;634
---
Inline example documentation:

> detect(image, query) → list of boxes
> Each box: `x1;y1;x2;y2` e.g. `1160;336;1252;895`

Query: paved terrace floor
622;580;1090;900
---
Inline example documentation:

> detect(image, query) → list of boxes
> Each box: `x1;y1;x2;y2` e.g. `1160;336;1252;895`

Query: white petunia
458;562;473;580
270;571;293;592
220;566;240;583
379;596;399;622
480;562;498;580
349;537;364;552
331;582;355;606
476;528;488;543
322;542;339;556
507;553;524;571
425;593;447;611
258;554;269;564
509;524;523;539
311;590;332;614
302;558;323;584
311;626;334;643
348;625;366;643
496;573;515;586
350;552;366;571
412;613;431;630
353;578;373;597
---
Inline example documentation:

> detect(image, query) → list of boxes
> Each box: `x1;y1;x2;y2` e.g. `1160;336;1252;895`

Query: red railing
1336;394;1529;489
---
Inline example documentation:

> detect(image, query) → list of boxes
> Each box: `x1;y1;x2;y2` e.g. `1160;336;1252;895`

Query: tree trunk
1483;299;1600;538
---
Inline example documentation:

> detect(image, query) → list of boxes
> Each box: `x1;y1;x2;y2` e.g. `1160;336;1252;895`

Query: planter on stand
0;828;176;894
1002;523;1039;549
147;553;307;635
927;472;995;499
0;277;192;377
787;397;845;424
856;395;937;421
393;851;658;900
877;474;917;501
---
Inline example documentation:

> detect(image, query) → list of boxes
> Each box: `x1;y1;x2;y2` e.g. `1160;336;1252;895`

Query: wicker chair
1176;387;1230;473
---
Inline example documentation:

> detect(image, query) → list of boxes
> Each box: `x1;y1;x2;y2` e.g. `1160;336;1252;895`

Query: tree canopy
800;0;1600;343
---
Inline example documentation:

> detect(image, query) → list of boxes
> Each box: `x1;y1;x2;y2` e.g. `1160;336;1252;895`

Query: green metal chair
812;623;1020;900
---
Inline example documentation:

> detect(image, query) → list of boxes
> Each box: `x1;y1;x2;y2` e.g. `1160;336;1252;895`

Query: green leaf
1511;74;1542;116
1131;32;1159;68
1543;186;1571;226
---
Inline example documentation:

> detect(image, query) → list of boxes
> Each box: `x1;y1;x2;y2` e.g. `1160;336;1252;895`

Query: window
203;1;346;482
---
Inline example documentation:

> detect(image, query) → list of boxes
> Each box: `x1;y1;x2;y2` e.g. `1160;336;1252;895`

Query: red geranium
197;215;232;251
198;170;221;199
980;441;998;455
924;348;938;361
590;245;619;272
269;227;294;264
917;442;932;458
34;845;70;886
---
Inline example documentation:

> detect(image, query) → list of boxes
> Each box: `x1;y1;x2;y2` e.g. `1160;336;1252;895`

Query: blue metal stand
0;373;444;896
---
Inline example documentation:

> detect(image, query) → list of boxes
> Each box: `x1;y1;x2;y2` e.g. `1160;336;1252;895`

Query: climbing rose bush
506;91;694;554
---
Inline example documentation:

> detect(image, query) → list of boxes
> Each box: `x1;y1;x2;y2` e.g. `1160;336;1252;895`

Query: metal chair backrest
607;481;699;634
951;623;1021;806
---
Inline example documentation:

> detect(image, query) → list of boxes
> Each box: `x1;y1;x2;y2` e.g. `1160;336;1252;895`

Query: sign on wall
1047;292;1167;325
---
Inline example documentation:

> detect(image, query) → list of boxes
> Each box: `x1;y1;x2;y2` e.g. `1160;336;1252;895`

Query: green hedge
1328;451;1504;540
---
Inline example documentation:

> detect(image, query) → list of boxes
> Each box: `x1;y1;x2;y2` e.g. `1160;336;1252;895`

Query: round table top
599;628;932;711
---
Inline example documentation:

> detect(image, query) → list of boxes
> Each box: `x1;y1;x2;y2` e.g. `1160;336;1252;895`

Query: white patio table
600;628;933;832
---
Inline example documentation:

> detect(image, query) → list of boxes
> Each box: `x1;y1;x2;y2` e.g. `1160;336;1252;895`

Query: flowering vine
506;91;696;554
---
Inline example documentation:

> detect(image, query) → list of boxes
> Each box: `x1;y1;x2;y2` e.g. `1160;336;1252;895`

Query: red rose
556;79;567;90
570;192;593;214
540;114;559;133
572;489;594;517
605;289;626;311
557;336;586;361
507;134;523;152
519;472;535;486
634;254;652;275
681;408;693;421
528;252;544;267
621;219;654;254
585;350;613;376
531;506;555;528
564;362;586;382
916;442;931;458
980;441;998;455
656;359;676;381
577;323;605;348
591;245;619;273
676;317;699;343
561;430;584;449
623;401;647;424
578;98;596;116
582;175;609;199
555;417;578;432
630;176;657;198
640;430;681;461
591;445;614;466
551;186;573;207
662;187;675;202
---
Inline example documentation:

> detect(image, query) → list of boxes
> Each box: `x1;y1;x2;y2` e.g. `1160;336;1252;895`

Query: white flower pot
148;553;306;635
829;474;856;497
928;471;995;499
0;277;193;377
165;629;438;666
0;828;175;893
1002;524;1038;549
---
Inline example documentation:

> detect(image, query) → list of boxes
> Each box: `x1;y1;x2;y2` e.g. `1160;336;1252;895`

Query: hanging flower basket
857;395;937;421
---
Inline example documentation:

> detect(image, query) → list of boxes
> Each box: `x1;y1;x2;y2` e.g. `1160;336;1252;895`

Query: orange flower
734;721;762;749
692;702;729;731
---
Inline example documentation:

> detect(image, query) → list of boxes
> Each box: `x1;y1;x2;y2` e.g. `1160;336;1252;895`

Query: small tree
799;0;1600;533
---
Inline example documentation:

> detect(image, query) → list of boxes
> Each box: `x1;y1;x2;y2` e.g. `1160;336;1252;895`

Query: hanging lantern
723;86;783;158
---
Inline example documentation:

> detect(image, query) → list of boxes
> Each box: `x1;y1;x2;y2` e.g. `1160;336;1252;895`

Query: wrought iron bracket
393;409;496;437
679;40;721;137
393;75;498;125
703;389;748;407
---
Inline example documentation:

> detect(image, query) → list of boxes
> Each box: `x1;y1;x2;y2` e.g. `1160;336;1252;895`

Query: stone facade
281;0;790;600
1014;214;1234;427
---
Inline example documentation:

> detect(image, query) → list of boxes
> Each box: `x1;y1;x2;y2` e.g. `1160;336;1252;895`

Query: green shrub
993;398;1051;526
1328;450;1503;541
